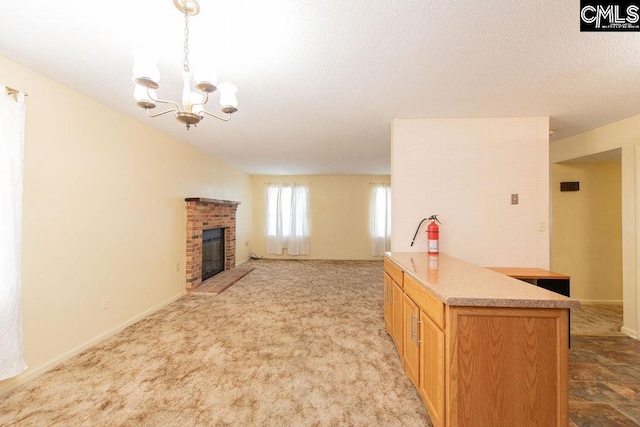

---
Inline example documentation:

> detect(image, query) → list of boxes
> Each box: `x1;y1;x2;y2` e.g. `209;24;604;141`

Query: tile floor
571;304;625;336
569;305;639;426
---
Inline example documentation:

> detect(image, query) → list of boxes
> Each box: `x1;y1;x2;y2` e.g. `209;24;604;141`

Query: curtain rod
5;86;28;103
5;87;28;97
264;182;310;186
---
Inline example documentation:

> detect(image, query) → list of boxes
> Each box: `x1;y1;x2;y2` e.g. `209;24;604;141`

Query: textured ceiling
1;0;639;175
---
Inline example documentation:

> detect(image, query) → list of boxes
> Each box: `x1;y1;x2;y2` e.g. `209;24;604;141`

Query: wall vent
560;182;580;192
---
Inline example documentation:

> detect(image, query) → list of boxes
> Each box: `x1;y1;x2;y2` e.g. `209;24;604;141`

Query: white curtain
287;185;310;255
266;184;310;255
0;87;27;381
371;185;391;256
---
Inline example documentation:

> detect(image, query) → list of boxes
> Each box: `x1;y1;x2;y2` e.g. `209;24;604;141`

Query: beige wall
551;117;639;339
391;117;550;268
251;175;390;260
551;163;623;302
0;55;252;394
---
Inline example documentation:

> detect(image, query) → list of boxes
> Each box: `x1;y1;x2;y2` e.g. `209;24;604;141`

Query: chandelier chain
183;9;190;72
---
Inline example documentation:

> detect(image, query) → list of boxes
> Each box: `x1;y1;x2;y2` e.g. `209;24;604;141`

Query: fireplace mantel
185;198;240;290
185;198;241;207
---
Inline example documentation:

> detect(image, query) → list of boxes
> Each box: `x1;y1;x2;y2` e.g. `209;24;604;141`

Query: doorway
551;148;623;335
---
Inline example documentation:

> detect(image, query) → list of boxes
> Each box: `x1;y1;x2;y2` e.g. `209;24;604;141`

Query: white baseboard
578;299;623;305
0;291;186;397
621;326;638;339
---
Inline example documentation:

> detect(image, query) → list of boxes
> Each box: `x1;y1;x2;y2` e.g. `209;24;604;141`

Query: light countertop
385;252;581;309
485;267;570;280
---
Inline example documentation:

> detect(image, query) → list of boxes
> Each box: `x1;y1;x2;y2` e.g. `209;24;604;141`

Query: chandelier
132;0;238;130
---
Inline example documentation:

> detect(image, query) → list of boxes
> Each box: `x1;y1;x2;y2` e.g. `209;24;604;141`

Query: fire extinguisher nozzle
410;218;429;247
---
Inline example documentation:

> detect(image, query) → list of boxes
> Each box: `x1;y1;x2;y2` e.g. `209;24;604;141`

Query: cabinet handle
415;319;422;345
409;312;415;341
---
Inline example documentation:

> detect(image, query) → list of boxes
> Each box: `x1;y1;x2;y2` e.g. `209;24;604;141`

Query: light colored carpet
571;303;624;336
0;260;431;426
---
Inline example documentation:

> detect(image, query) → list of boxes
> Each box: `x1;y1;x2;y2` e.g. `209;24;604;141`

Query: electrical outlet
245;241;249;247
101;296;110;310
538;221;546;232
176;262;180;272
511;193;519;205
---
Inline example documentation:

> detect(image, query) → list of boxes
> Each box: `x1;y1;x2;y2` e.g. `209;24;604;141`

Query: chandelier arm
144;87;182;111
151;97;182;111
200;109;232;122
146;107;178;118
192;91;209;108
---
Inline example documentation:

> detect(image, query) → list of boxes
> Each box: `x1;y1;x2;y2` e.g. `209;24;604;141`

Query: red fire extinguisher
410;214;441;254
426;215;440;254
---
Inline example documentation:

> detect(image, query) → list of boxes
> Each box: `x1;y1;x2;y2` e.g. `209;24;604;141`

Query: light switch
511;194;519;205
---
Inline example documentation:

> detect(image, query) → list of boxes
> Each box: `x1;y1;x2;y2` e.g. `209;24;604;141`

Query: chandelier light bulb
191;92;205;115
182;71;193;112
194;62;218;92
133;83;157;109
218;82;238;112
132;49;160;85
134;84;157;102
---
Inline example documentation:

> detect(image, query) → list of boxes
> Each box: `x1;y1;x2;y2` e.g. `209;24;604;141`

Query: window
370;185;391;256
266;184;310;255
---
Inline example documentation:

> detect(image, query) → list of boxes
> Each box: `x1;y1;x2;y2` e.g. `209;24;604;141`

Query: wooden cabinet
385;262;445;427
384;258;403;285
446;306;569;426
405;275;444;328
402;294;420;387
383;273;393;335
419;312;445;427
404;274;446;427
384;254;573;427
383;259;404;352
392;281;403;352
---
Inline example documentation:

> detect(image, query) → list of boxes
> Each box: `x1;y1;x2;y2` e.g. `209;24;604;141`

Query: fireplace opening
202;228;225;281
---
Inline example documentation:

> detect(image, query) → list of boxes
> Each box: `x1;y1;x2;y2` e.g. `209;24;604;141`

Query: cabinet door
383;273;393;336
402;294;420;388
419;312;445;427
392;281;403;353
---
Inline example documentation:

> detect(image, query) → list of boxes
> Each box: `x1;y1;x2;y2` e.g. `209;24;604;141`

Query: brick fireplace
185;198;240;290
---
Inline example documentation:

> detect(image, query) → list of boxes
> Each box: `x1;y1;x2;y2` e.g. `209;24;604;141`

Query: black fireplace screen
202;228;225;281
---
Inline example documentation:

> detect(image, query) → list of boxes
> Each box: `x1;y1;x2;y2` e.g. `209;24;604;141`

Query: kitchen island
383;252;580;427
